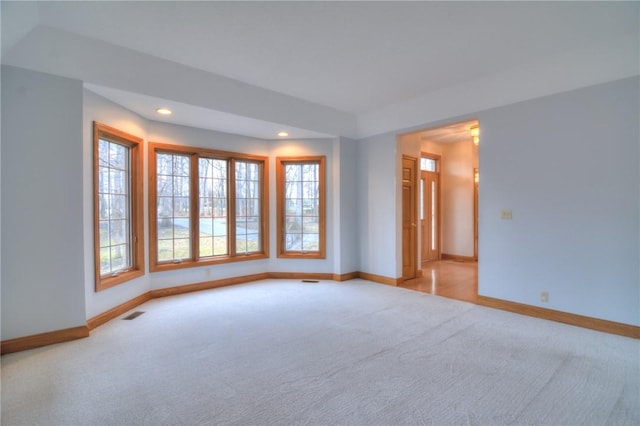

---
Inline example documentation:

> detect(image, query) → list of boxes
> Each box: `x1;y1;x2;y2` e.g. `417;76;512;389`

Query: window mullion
191;153;200;262
228;158;236;256
129;144;138;270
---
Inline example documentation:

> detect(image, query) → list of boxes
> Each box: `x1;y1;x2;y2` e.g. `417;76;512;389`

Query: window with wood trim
93;122;144;291
149;143;268;272
276;156;326;259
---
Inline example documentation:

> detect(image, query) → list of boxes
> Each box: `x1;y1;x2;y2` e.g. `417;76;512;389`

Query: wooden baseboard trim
333;272;359;281
150;272;270;298
87;292;152;330
441;253;476;262
1;325;90;355
268;272;334;281
477;296;640;339
358;272;401;286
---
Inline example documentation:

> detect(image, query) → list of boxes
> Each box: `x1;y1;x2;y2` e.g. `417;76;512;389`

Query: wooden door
402;156;417;280
421;170;439;262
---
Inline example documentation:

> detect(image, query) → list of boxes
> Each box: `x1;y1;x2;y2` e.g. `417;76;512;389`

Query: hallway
400;260;478;303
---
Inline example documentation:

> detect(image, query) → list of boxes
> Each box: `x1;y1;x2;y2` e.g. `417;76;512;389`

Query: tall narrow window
199;158;228;257
276;156;326;259
235;160;261;254
149;143;268;272
156;153;192;262
93;122;144;291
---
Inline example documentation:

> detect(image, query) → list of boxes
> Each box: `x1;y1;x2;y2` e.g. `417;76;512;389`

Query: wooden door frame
420;152;441;263
474;167;479;260
401;155;419;281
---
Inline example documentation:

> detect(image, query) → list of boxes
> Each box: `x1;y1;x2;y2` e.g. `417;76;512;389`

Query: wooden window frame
149;142;269;272
93;122;145;291
276;156;326;259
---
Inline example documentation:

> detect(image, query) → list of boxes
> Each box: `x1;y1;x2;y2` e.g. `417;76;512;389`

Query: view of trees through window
94;122;143;291
284;162;320;252
199;158;228;257
235;161;261;253
97;139;131;274
156;153;192;261
150;143;267;270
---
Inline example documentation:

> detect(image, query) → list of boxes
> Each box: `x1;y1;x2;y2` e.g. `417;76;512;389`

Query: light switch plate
501;209;512;220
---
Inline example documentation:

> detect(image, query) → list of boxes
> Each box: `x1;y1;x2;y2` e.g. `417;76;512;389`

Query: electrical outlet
540;291;549;303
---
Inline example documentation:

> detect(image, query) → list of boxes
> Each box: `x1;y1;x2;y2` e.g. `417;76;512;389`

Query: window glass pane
199;158;228;257
173;176;190;196
97;138;132;276
174;238;191;259
285;213;302;250
286;182;301;200
157;153;173;175
199;236;213;257
421;158;436;172
109;143;126;170
152;145;266;268
213;236;228;256
110;195;127;219
157;239;174;262
235;160;261;254
248;163;259;180
99;247;111;274
173;197;190;217
420;179;425;221
431;181;437;250
111;245;128;271
283;161;320;253
174;156;190;176
156;153;191;262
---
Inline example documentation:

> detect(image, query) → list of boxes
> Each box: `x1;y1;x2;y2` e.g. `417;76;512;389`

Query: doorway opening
399;119;479;302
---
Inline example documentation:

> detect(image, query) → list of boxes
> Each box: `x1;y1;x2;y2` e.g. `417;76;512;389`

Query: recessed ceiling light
277;131;289;137
156;108;172;115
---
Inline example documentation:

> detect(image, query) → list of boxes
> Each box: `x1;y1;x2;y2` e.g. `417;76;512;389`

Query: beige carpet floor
2;279;639;425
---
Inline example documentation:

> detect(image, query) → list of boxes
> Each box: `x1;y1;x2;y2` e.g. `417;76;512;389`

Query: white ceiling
417;120;480;146
84;84;333;140
3;1;638;139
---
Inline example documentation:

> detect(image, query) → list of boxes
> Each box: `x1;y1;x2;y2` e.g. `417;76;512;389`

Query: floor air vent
301;279;319;283
123;311;145;320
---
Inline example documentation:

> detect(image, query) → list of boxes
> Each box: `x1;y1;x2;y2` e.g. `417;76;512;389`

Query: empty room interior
1;2;639;425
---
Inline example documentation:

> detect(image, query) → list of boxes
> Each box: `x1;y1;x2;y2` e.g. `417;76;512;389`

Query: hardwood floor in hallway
400;260;478;303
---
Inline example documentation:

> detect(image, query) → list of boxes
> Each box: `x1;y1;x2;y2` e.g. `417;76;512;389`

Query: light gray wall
338;138;359;274
1;66;86;339
440;141;477;257
357;134;398;279
83;90;151;319
478;76;639;325
358;76;639;325
268;138;336;275
328;137;359;275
